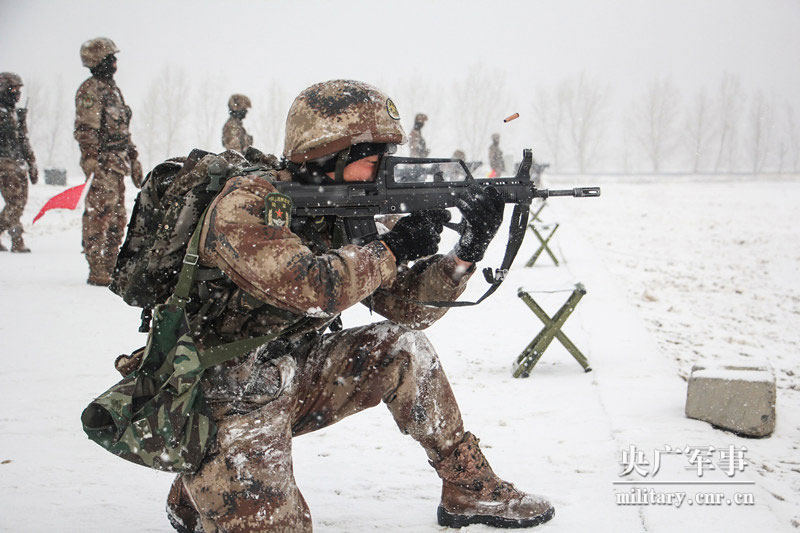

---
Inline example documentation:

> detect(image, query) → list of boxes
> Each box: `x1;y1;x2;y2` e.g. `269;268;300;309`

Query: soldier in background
222;94;253;152
0;72;37;253
452;149;466;161
74;37;143;285
488;133;505;177
409;112;430;157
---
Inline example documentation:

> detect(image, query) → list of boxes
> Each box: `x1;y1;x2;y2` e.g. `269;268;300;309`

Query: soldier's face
328;154;380;182
2;86;21;105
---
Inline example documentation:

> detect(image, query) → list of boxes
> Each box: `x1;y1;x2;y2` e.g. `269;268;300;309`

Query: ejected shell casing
503;113;520;123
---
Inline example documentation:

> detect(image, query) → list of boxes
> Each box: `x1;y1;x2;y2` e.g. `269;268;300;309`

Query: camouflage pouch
81;303;213;472
83;207;289;473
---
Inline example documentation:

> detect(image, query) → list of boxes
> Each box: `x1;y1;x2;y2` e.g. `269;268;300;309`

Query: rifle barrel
536;187;600;198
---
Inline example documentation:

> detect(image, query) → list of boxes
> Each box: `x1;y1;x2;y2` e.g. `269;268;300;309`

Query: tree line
22;66;800;177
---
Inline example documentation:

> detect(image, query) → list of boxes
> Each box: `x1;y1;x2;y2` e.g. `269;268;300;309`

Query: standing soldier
409;112;430;157
222;94;253;152
74;37;143;286
0;72;37;253
488;133;505;177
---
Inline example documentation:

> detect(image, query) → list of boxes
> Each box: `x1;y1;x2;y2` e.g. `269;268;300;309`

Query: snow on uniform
221;116;253;153
0;102;36;249
74;75;139;281
173;165;472;531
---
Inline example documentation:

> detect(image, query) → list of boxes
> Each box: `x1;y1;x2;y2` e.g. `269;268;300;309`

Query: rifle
273;149;599;306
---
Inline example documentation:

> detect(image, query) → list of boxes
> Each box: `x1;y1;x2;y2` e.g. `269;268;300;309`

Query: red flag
32;181;89;224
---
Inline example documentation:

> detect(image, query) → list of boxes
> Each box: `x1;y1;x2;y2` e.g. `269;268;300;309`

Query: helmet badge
386;99;400;121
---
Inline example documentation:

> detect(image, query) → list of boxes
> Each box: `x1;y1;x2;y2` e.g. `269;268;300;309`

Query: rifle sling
169;207;310;370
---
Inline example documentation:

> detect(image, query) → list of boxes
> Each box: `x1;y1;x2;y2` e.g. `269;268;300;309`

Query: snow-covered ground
1;174;798;532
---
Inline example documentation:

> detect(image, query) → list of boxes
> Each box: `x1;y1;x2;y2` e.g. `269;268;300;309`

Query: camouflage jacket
0;105;35;163
409;127;429;158
489;143;505;173
192;168;472;348
222;117;253;153
74;76;134;154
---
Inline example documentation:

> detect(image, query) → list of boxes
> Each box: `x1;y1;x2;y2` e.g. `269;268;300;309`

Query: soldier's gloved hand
16;108;27;123
28;164;38;185
380;209;451;263
127;144;138;162
131;159;144;188
455;184;504;263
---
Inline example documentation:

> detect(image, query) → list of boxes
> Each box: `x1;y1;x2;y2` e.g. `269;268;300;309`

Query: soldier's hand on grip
381;209;451;264
28;164;38;185
455;184;504;263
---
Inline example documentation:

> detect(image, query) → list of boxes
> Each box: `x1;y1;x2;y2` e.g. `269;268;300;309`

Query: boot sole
438;505;555;529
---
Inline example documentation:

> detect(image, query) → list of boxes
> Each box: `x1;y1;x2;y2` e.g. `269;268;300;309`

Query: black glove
381;209;451;263
28;164;38;185
455;184;504;263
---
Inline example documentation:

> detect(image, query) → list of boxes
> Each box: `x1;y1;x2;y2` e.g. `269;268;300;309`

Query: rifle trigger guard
483;267;507;285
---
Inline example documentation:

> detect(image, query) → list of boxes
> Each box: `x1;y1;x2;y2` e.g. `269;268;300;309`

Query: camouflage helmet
0;72;23;92
80;37;120;68
415;113;428;123
228;94;252;112
283;79;406;163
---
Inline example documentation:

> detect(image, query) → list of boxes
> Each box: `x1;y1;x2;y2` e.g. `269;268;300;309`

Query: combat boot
166;477;203;533
433;432;554;529
9;229;30;253
86;265;111;286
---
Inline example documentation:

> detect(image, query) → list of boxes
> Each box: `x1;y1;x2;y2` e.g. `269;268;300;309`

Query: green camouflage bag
81;303;213;472
82;208;286;473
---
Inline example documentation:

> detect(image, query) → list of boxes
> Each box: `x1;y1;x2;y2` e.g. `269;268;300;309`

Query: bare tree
712;73;744;172
683;89;713;173
746;90;776;174
134;65;191;168
449;64;510;167
134;83;161;170
194;75;226;152
563;73;610;173
786;103;800;172
530;81;568;172
629;77;682;172
252;79;290;154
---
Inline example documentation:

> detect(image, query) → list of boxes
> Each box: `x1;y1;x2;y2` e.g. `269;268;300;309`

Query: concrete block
685;360;775;437
44;167;67;186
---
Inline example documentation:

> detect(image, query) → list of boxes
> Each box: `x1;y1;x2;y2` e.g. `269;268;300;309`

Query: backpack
109;148;250;313
83;148;300;473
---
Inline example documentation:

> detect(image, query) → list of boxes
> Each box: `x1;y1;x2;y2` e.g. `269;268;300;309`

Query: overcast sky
3;0;798;100
2;0;799;167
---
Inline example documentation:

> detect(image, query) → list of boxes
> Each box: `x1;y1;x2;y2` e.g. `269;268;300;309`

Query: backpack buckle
184;253;199;266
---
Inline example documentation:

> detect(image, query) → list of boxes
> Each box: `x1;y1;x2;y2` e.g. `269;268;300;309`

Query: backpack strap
169;206;314;370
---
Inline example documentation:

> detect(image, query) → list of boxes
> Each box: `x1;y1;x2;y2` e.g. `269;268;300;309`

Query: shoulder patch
82;94;95;108
265;192;292;228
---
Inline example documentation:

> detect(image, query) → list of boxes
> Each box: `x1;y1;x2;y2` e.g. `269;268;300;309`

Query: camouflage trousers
180;321;465;532
82;151;128;275
0;157;28;238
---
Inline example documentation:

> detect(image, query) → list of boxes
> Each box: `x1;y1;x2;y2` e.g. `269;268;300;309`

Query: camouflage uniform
74;37;142;284
222;94;253;153
0;72;37;252
166;80;553;532
489;133;505;176
409;112;429;157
